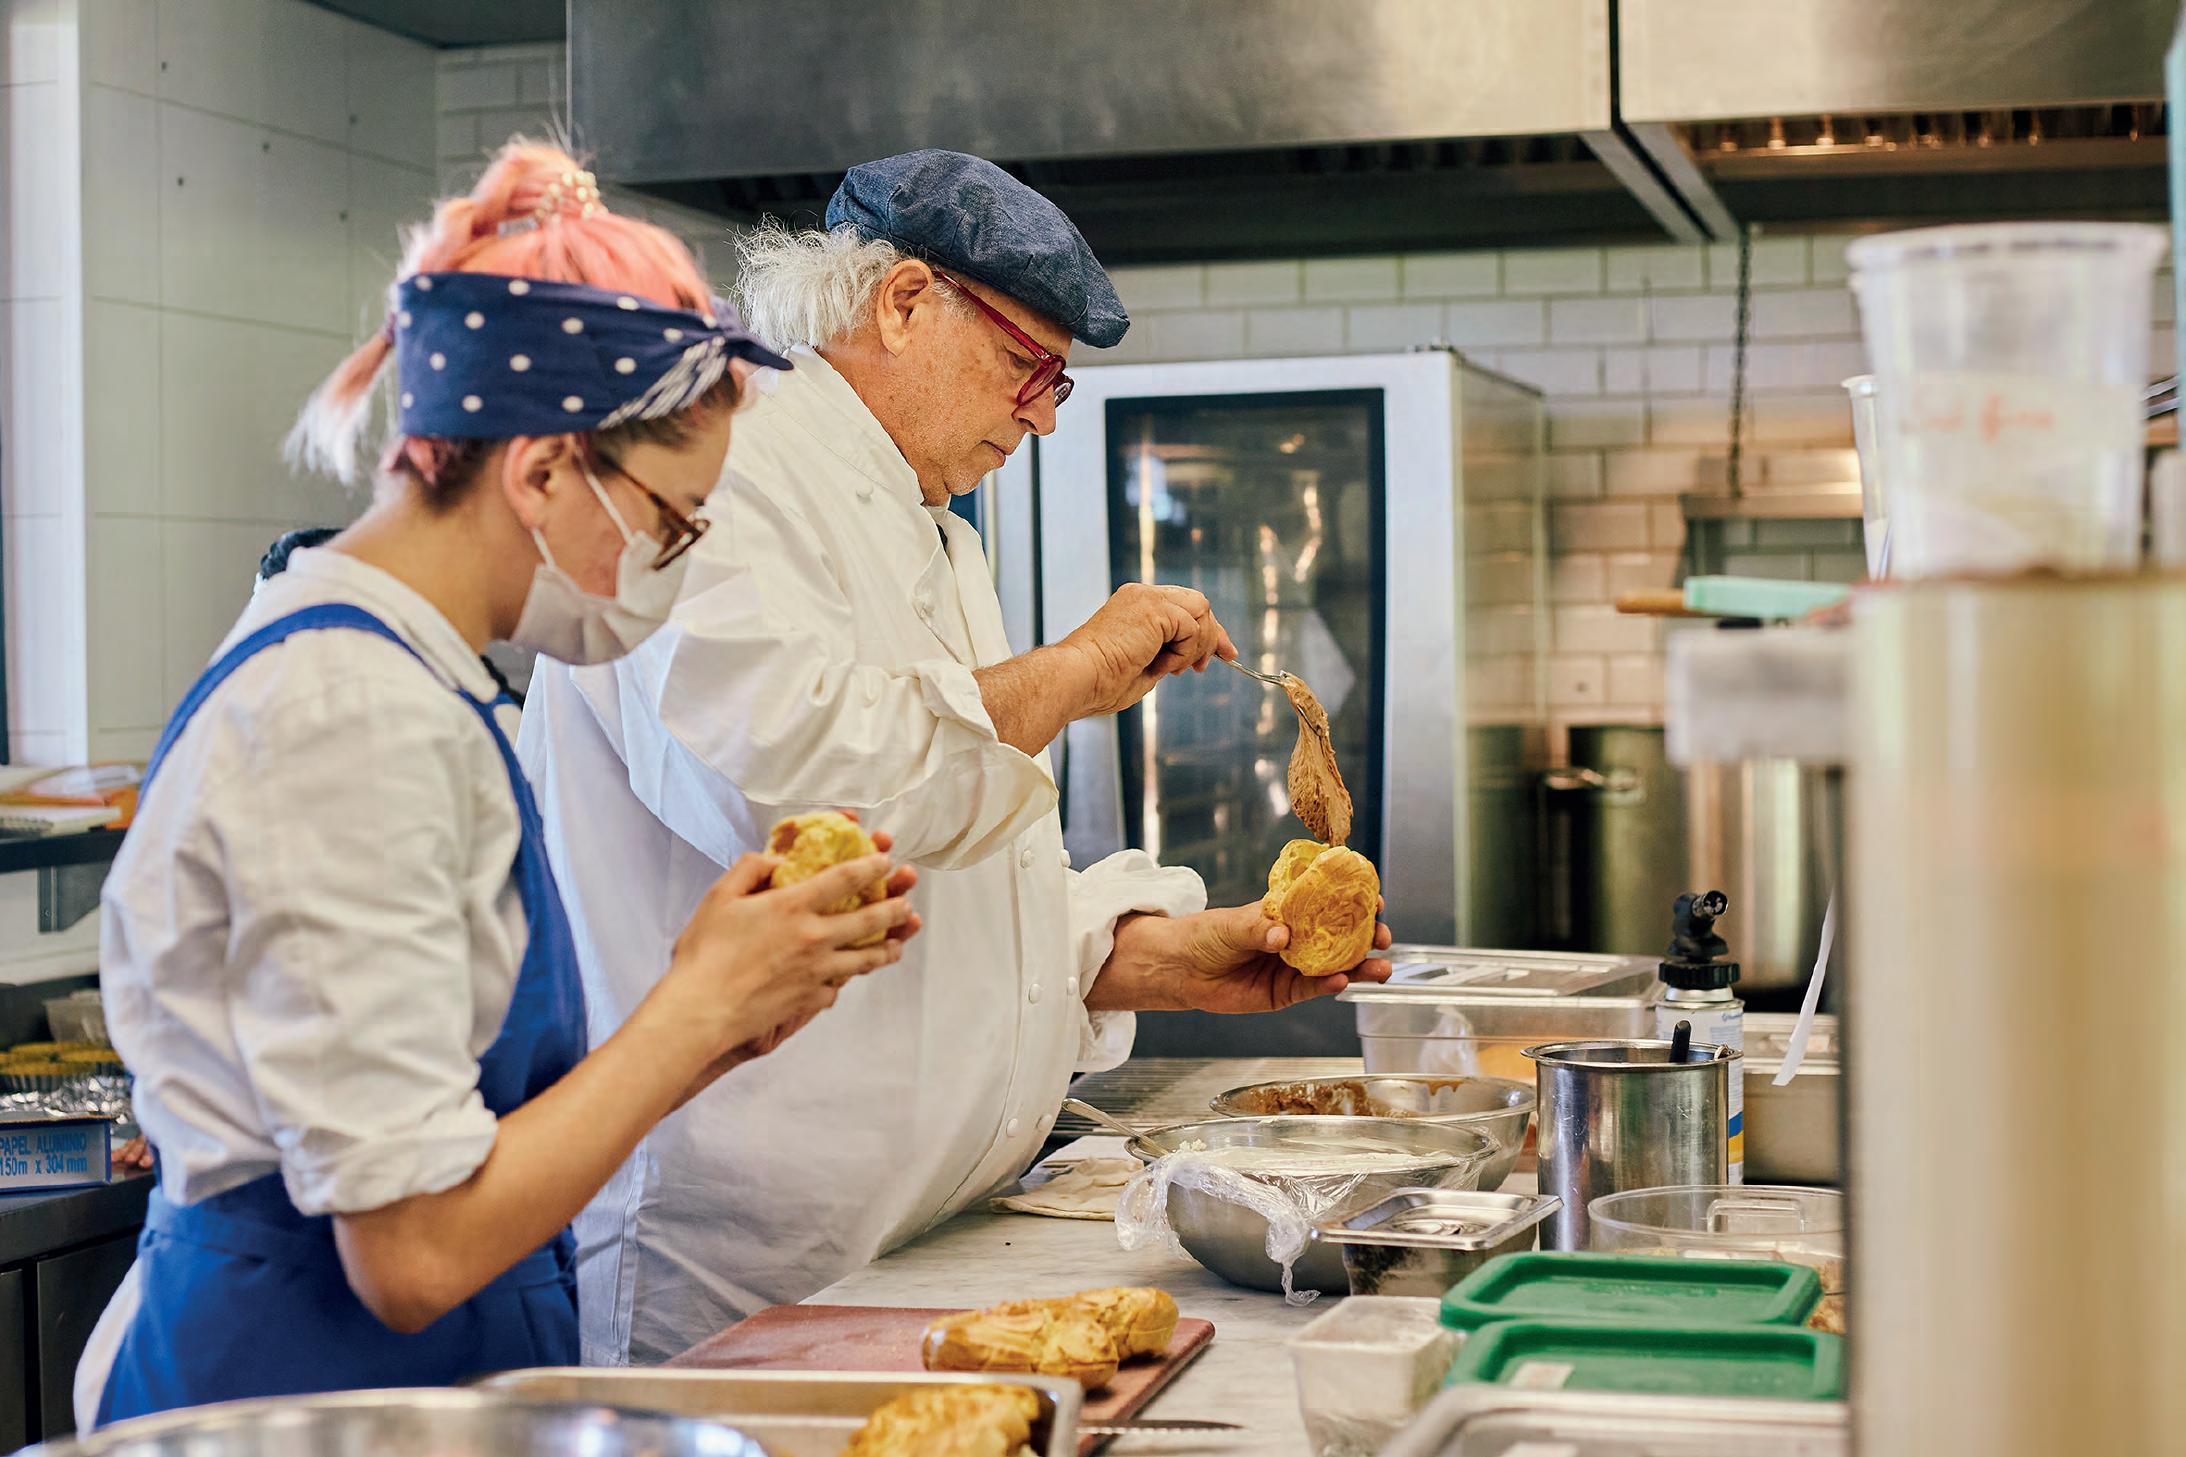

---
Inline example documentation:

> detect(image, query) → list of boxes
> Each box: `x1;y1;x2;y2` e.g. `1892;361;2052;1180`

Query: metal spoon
1221;655;1289;689
1061;1097;1177;1153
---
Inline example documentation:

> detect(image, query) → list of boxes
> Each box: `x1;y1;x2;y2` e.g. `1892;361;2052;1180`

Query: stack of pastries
921;1286;1179;1390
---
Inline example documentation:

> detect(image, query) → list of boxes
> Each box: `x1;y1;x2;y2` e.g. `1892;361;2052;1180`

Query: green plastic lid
1440;1252;1822;1333
1446;1319;1846;1400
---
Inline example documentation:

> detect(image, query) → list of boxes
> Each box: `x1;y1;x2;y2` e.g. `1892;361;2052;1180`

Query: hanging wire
1726;225;1754;497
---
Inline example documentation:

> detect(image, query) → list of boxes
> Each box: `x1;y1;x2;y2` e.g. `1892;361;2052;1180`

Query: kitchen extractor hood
1617;0;2172;233
569;0;2170;259
570;0;1727;256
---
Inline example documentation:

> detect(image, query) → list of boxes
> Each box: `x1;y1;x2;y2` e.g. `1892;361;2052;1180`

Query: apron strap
144;604;437;791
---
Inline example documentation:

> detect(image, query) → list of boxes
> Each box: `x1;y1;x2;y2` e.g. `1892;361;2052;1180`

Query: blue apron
98;604;586;1423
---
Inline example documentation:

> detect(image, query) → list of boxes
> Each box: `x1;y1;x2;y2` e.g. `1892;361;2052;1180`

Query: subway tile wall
1082;242;2180;726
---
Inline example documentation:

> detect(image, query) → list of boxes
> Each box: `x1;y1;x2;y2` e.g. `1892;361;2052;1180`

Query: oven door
1016;351;1483;931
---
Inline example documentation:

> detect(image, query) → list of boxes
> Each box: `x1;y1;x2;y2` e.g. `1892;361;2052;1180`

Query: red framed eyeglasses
934;273;1074;408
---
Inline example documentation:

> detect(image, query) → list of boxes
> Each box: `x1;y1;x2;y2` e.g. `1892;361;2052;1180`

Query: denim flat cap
826;150;1129;348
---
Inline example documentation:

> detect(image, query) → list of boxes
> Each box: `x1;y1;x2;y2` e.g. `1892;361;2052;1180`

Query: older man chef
519;151;1391;1365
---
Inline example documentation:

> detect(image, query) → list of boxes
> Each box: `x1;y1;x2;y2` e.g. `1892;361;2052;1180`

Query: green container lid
1446;1319;1845;1400
1440;1252;1822;1333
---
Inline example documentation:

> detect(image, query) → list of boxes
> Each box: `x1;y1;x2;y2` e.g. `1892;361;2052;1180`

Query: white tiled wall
1085;239;2179;727
76;0;440;764
0;0;438;983
435;43;732;283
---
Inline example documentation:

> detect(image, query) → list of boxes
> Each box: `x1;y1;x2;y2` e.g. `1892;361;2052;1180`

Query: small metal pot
1124;1116;1499;1294
1527;1039;1738;1251
1208;1074;1535;1190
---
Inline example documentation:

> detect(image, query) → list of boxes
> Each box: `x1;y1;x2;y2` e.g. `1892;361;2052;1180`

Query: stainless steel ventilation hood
569;0;1725;256
576;0;1610;180
570;0;2170;259
1616;0;2172;233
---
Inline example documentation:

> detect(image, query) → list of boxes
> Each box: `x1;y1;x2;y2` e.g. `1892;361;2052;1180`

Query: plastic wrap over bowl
1119;1115;1499;1296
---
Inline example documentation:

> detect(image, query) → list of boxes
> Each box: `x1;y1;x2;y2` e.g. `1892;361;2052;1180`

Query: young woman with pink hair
77;141;919;1423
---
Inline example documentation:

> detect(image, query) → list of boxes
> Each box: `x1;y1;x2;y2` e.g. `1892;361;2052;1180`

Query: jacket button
915;590;935;614
1059;847;1072;868
1027;984;1043;1005
1066;976;1080;997
1018;847;1036;869
1006;1117;1023;1138
856;482;875;501
1038;1112;1054;1133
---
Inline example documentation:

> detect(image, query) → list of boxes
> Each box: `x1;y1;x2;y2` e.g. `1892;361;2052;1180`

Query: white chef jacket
78;548;531;1426
518;348;1205;1365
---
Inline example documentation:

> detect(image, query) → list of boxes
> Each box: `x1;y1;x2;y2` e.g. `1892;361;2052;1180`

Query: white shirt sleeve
598;477;1059;870
211;678;503;1216
1065;850;1208;1072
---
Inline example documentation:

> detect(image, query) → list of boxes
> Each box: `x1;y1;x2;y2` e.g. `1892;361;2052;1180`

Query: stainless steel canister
1526;1039;1737;1250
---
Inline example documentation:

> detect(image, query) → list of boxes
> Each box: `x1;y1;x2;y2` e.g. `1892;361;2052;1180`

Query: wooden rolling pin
1615;590;1704;617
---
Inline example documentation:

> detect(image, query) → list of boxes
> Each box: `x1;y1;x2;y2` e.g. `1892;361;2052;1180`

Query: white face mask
507;463;694;665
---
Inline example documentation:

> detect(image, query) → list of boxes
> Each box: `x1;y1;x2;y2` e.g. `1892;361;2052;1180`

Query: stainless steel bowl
1125;1115;1499;1294
25;1389;767;1456
1208;1074;1536;1189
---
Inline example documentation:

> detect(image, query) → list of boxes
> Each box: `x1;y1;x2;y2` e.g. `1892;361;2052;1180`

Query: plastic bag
1115;1145;1389;1306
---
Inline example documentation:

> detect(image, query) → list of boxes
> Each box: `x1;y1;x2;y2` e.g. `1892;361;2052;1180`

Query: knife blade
1077;1418;1243;1433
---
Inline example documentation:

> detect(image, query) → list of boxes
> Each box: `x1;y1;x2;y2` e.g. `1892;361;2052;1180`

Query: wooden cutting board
670;1304;1215;1454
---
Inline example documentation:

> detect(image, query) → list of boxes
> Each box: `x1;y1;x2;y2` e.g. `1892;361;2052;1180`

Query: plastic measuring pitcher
1847;222;2166;578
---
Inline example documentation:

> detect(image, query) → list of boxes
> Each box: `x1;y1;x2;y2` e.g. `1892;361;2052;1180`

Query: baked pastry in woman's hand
1263;839;1381;975
766;811;886;945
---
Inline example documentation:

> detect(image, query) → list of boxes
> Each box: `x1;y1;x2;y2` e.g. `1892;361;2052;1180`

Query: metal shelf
0;831;127;936
0;830;123;877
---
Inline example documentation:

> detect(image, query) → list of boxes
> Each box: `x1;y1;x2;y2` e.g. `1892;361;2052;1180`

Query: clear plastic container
1847;222;2166;578
1343;949;1660;1084
1842;374;1886;578
1288;1296;1460;1457
1588;1185;1844;1334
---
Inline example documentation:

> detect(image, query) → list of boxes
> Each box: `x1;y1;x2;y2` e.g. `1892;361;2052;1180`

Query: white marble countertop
805;1137;1334;1453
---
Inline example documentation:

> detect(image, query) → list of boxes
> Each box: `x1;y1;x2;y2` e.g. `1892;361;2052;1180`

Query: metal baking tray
474;1368;1083;1457
1382;1385;1848;1456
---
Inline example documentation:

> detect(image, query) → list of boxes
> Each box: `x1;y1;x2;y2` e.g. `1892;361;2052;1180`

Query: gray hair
731;218;965;353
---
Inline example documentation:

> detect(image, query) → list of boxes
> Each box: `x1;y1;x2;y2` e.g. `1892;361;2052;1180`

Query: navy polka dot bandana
388;271;791;440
